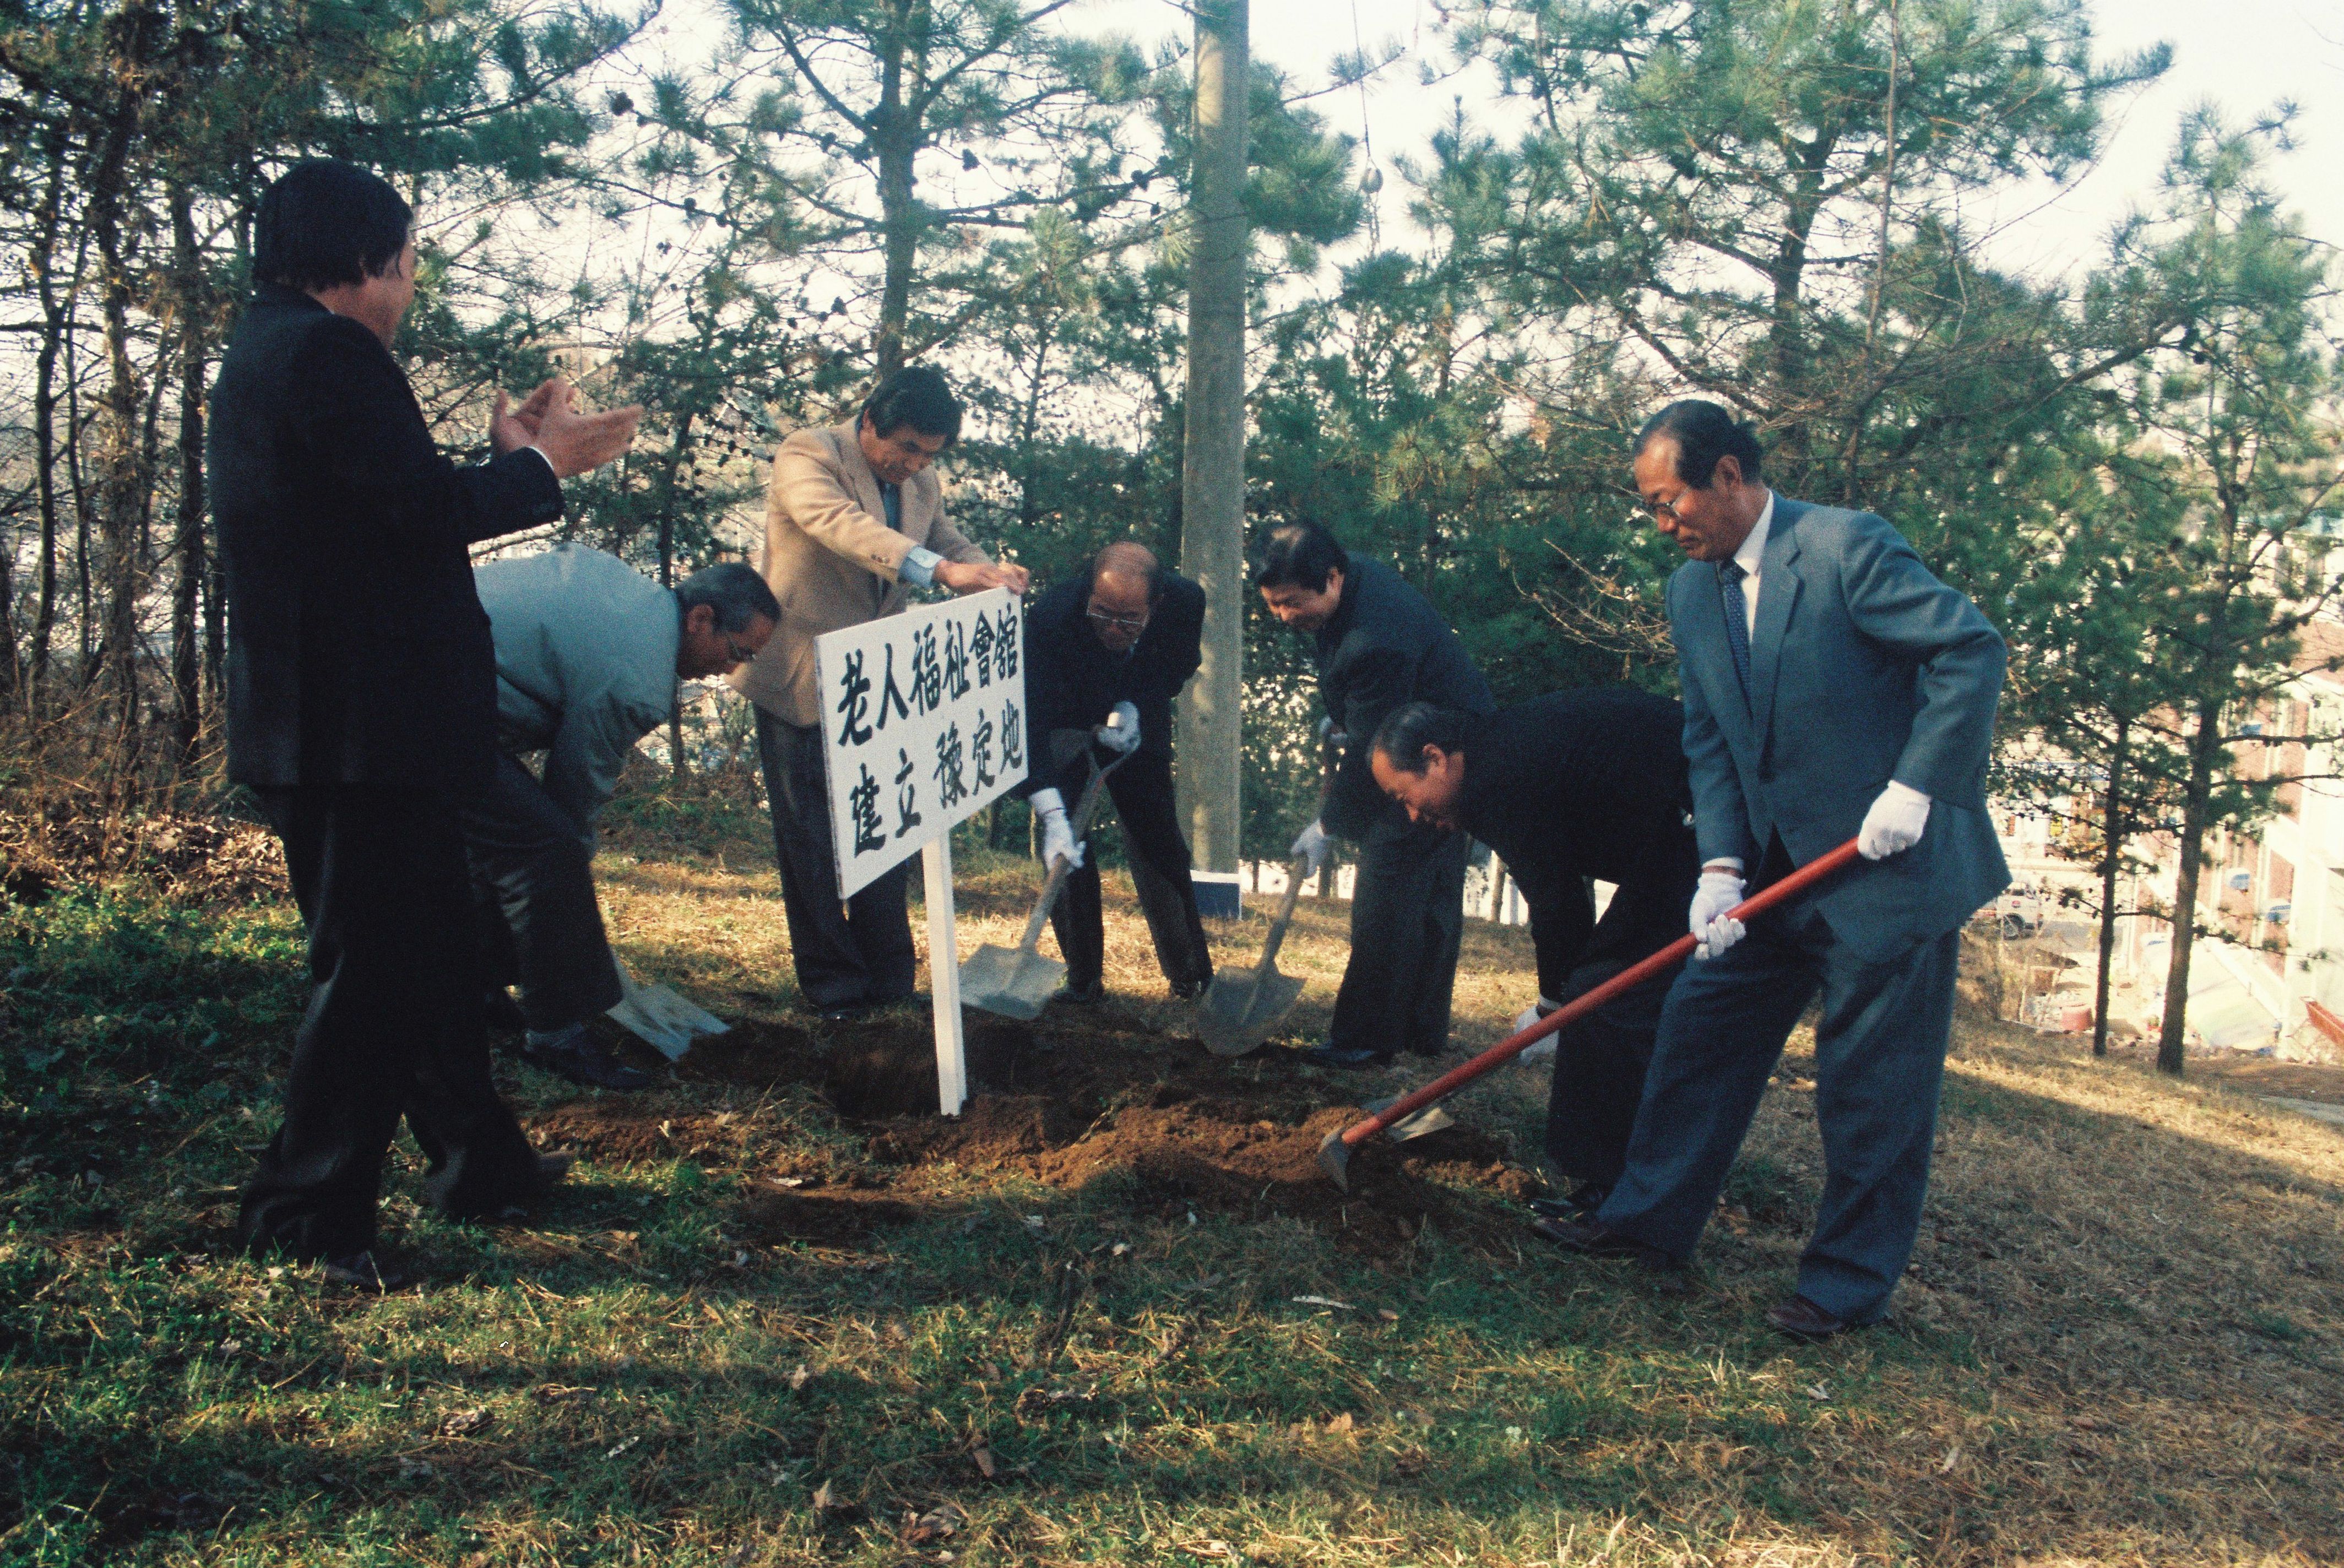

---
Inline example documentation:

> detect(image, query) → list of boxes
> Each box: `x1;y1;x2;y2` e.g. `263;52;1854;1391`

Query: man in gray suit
1537;401;2009;1341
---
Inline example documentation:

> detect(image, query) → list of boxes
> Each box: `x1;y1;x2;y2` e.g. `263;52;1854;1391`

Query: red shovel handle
1334;837;1863;1153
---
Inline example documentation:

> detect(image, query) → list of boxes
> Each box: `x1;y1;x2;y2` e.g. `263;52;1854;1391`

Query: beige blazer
729;420;990;725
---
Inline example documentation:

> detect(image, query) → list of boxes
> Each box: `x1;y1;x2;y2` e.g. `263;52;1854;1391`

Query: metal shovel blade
1196;965;1307;1057
959;942;1066;1022
1366;1095;1455;1142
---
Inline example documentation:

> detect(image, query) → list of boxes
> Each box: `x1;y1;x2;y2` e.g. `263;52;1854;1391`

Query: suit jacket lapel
1684;560;1750;736
1749;497;1804;743
831;421;899;610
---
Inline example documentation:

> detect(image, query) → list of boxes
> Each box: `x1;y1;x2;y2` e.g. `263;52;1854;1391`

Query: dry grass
3;801;2340;1566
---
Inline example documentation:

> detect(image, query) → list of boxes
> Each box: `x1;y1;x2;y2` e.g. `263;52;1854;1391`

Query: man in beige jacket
731;367;1027;1019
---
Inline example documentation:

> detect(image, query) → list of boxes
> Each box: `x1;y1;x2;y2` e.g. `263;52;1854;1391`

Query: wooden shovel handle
1334;838;1864;1152
1017;730;1133;956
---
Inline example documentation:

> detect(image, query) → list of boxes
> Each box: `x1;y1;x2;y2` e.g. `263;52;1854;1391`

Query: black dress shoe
521;1026;654;1090
1303;1043;1390;1071
815;997;877;1023
1528;1184;1611;1223
1528;1214;1663;1261
1767;1294;1858;1341
321;1250;414;1292
1051;980;1105;1006
1169;972;1211;1001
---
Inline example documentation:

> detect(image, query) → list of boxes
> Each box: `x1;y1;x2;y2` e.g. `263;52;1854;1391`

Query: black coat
1315;554;1495;839
1452;689;1701;1001
210;284;565;795
1019;572;1204;799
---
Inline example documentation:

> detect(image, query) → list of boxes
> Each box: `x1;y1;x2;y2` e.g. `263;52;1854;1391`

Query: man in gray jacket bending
469;544;778;1088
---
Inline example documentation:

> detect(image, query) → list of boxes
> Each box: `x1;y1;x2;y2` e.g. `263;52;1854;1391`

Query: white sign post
813;587;1028;1115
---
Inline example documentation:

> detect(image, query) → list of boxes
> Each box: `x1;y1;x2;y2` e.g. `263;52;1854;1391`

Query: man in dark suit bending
1368;693;1700;1217
1018;541;1214;1003
210;160;641;1281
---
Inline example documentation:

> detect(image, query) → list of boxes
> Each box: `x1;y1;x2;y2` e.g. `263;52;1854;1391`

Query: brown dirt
734;1181;923;1246
551;1003;1545;1259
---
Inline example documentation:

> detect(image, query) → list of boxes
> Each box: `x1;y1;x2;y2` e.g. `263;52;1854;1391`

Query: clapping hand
491;377;642;478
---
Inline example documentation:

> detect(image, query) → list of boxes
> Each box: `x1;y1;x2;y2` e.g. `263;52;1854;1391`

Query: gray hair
675;561;780;633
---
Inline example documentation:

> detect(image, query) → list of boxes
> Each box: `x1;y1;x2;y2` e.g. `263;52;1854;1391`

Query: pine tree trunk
2091;715;2126;1059
168;184;208;764
28;138;74;702
870;0;927;379
85;1;159;731
2156;698;2226;1076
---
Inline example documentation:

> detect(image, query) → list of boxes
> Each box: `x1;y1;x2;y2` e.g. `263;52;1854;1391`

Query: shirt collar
1730;491;1775;577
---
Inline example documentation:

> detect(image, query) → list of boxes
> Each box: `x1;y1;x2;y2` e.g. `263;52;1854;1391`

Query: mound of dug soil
568;1001;1544;1260
834;1012;1542;1260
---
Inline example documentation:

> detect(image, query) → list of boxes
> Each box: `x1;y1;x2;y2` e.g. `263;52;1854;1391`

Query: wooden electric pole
1177;0;1249;873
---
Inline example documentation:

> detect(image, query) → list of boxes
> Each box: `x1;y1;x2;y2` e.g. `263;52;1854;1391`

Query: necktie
1718;560;1754;706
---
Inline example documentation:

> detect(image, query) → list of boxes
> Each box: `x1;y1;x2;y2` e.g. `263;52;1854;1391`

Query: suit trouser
1328;816;1470;1059
1543;871;1692;1189
1597;895;1958;1325
239;784;542;1260
755;708;916;1009
463;753;625;1033
1049;750;1214;993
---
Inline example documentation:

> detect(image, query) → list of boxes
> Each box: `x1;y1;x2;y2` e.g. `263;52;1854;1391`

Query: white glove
1032;788;1084;871
1292;818;1332;873
1514;1000;1560;1064
1689;866;1748;960
1858;780;1931;860
1099;701;1141;755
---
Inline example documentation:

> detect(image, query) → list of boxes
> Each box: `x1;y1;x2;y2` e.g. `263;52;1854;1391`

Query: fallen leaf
1111;1241;1131;1256
972;1443;998;1479
1377;1309;1399;1322
441;1407;491;1436
1393;1450;1429;1477
778;1175;806;1187
789;1364;812;1391
1326;1412;1355;1433
1804;1383;1832;1402
1292;1295;1353;1311
811;1478;839;1512
1940;1444;1962;1473
902;1501;964;1545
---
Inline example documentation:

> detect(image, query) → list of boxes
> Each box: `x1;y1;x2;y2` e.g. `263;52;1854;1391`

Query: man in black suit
209;160;641;1280
1256;522;1495;1068
1019;541;1214;1002
1369;693;1701;1216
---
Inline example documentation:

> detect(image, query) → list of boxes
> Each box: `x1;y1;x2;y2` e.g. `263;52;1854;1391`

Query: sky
1078;0;2344;281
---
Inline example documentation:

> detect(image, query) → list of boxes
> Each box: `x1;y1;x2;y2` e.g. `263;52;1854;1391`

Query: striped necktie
1718;560;1754;706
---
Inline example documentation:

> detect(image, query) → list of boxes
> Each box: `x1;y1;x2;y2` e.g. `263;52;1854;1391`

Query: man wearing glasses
464;545;779;1088
1016;541;1215;1003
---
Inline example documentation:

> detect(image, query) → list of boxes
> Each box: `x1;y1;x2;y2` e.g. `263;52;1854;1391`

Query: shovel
1197;731;1343;1056
605;962;730;1061
959;721;1131;1021
1318;838;1864;1189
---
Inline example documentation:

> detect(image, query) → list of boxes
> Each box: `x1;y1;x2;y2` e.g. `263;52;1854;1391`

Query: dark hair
1370;702;1475;774
1252;522;1348;593
1089;540;1164;604
675;561;780;632
860;366;963;447
254;160;414;292
1634;399;1764;487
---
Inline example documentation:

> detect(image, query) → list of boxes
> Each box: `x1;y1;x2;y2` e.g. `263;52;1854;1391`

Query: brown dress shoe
1766;1294;1855;1341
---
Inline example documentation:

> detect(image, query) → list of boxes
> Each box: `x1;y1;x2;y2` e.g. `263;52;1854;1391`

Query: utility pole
1177;0;1249;873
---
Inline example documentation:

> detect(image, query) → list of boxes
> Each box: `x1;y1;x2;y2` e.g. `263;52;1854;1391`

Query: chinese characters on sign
814;588;1028;897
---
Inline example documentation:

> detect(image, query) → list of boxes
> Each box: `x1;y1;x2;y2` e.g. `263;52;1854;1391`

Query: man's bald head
1084;541;1161;652
1091;540;1160;598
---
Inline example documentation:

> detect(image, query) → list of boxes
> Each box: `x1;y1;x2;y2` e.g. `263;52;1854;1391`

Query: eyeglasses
721;631;759;666
1087;604;1149;634
1643;491;1689;524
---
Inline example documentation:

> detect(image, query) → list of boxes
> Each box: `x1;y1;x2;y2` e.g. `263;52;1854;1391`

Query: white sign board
813;587;1029;898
